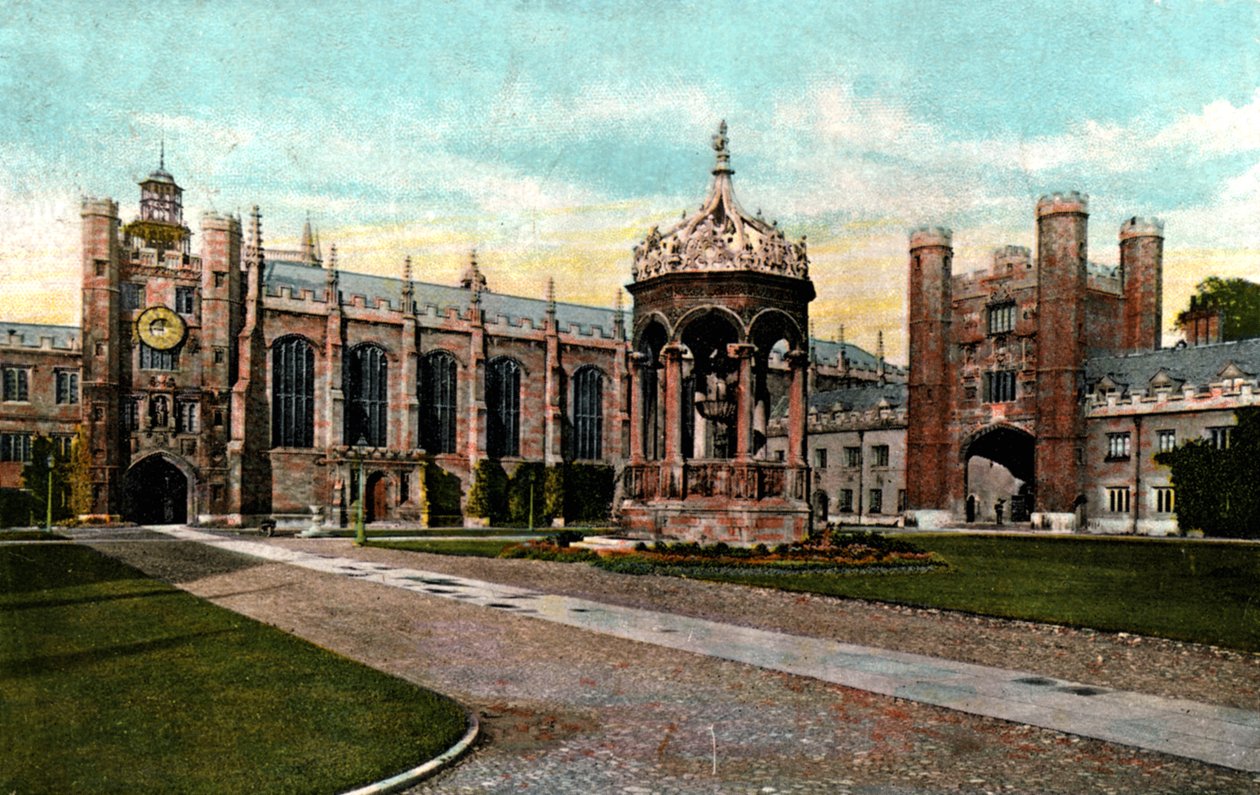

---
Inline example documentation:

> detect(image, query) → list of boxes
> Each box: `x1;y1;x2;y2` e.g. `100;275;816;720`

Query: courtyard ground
81;526;1260;794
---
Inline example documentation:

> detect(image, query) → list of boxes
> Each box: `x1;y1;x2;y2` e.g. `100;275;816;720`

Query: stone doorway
963;425;1035;523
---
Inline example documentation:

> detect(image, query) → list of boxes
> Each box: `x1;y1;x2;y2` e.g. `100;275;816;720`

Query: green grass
0;530;68;541
370;538;521;556
694;534;1260;652
0;544;468;794
369;531;1260;651
339;527;555;538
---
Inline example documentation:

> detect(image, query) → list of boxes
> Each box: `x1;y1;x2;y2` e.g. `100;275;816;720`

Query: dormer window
987;302;1016;335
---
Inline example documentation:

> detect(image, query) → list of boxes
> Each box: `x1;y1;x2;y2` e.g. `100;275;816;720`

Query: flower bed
498;530;944;576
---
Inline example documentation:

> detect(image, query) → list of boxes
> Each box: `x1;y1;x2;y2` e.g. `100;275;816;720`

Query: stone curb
340;708;480;795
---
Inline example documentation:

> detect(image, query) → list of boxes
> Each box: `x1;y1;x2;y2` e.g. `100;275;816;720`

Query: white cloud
1152;88;1260;154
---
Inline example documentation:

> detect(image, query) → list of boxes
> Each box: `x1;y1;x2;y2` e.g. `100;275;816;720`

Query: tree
69;425;92;517
1175;277;1260;342
1156;406;1260;538
464;459;507;524
21;435;73;524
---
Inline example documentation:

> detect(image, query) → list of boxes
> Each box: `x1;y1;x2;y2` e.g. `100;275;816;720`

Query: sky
1;0;1258;362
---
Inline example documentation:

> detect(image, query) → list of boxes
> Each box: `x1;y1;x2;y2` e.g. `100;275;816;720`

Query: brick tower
81;152;242;522
1119;217;1165;352
79;198;122;515
905;227;955;527
1032;192;1089;528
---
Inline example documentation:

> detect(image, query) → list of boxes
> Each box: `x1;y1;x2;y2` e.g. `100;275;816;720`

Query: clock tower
81;150;241;522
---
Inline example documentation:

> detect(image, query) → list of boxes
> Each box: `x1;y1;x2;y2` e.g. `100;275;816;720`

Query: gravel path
86;533;1260;793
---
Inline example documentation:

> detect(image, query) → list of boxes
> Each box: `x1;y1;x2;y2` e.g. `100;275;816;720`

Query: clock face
136;306;186;351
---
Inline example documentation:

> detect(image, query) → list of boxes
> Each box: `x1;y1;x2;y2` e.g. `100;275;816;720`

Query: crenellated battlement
0;324;81;351
1035;191;1089;217
909;226;953;249
1119;216;1165;241
992;245;1031;272
80;197;119;218
201;211;240;232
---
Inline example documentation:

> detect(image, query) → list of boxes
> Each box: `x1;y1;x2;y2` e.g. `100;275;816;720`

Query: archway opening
750;312;803;460
964;426;1034;523
679;312;741;459
123;455;189;525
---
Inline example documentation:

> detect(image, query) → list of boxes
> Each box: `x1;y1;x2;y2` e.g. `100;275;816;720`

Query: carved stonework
632;122;810;283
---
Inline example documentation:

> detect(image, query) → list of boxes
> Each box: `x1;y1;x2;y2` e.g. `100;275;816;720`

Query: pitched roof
810;382;908;413
263;260;623;338
1085;338;1260;390
810;337;906;375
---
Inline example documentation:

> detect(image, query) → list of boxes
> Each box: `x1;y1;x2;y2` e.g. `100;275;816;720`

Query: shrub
561;463;615;522
506;462;549;526
21;435;73;523
1157;406;1260;538
543;465;565;521
499;542;599;563
465;460;508;523
423;463;464;527
69;425;92;518
0;488;38;529
547;529;586;548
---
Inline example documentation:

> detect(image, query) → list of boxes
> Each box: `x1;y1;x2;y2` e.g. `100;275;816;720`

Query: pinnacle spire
300;213;316;265
460;248;487;294
877;330;886;383
711;120;731;175
246;205;263;265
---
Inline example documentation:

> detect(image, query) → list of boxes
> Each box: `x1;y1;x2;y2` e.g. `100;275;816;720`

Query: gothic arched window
272;336;315;448
419;351;457;454
572;367;603;460
486;357;521;458
344;344;388;447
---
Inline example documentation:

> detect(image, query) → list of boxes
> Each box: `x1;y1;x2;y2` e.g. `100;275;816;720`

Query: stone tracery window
572;366;603;460
272;336;315;448
344;344;388;447
419;351;457;454
486;357;521;458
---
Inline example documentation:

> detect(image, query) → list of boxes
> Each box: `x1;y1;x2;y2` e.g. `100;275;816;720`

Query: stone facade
902;191;1258;534
0;325;81;499
5;151;1251;538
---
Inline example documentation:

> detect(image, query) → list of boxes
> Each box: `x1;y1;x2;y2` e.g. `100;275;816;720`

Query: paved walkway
152;526;1259;776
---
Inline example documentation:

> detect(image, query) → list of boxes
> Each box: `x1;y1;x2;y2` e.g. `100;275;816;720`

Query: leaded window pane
486;358;520;458
573;368;603;460
419;352;457;454
273;337;315;448
344;344;388;447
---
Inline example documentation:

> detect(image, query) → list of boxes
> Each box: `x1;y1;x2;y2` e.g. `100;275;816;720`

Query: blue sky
2;0;1258;360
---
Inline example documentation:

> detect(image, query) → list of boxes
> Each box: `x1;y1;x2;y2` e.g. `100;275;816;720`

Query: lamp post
354;434;368;546
45;454;53;533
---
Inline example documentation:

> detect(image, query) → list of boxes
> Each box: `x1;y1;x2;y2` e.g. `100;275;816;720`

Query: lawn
0;544;468;794
698;534;1260;652
375;531;1260;652
340;527;555;539
370;538;522;556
